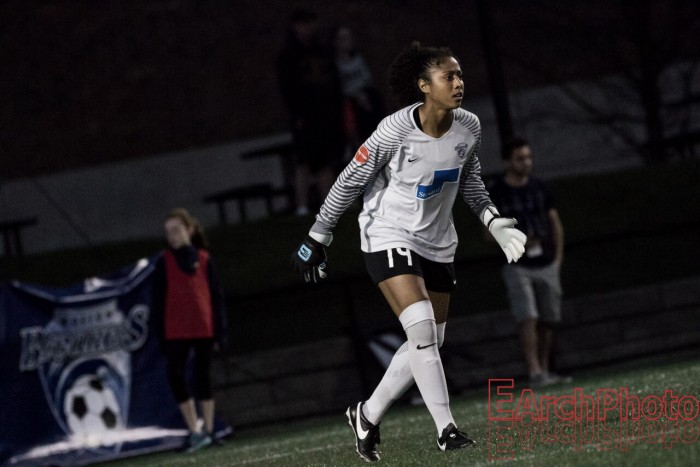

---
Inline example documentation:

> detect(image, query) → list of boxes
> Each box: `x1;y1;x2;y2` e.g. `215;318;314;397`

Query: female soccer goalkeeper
291;42;526;462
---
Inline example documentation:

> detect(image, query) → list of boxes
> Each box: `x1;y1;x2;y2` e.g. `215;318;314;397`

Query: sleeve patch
354;145;370;164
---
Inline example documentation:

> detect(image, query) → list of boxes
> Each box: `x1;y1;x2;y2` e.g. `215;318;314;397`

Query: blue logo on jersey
416;168;459;200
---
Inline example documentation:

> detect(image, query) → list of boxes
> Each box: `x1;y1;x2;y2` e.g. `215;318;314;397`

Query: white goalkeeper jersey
312;102;495;263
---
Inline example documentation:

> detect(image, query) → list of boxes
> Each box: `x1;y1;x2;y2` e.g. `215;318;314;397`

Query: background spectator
277;8;346;215
487;138;569;388
333;25;385;155
152;208;228;451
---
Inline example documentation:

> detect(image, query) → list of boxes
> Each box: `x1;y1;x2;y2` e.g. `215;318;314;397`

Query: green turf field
102;355;699;466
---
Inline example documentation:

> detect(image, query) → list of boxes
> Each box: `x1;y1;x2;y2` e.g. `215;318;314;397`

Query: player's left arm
457;118;526;263
457;118;493;216
549;207;564;266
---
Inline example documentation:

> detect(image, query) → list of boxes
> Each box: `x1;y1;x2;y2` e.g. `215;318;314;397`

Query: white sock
437;322;446;347
400;301;455;433
363;341;410;424
363;322;447;425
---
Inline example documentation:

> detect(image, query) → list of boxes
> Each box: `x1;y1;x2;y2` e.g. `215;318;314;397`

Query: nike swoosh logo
355;405;370;440
417;343;437;350
408;156;421;162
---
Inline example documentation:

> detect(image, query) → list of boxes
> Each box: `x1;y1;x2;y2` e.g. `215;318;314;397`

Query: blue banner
0;257;230;466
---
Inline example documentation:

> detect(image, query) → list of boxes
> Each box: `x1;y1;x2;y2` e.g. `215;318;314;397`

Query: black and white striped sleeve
457;112;496;220
311;112;408;235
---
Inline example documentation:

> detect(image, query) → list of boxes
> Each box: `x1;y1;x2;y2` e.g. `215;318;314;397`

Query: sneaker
209;432;225;447
437;423;476;451
528;372;573;389
186;431;212;453
528;373;557;388
346;402;381;462
546;372;573;384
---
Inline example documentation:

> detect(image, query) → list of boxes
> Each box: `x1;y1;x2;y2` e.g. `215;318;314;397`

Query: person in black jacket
152;208;228;452
277;7;346;215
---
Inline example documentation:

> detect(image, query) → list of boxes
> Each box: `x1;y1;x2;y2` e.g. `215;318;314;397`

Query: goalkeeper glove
291;231;332;283
483;206;527;263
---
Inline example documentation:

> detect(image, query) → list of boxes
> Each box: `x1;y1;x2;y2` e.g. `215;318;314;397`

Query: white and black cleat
437;423;476;451
346;401;381;462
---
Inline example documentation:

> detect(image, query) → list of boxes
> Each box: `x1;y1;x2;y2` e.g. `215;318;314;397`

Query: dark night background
1;3;700;463
3;0;699;180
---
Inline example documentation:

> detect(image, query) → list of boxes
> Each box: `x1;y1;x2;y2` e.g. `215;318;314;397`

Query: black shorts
363;248;456;293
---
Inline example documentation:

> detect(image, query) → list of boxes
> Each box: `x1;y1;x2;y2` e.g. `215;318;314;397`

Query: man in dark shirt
488;138;568;388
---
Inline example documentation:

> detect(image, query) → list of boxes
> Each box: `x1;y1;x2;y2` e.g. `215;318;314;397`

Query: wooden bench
203;184;290;225
0;217;38;258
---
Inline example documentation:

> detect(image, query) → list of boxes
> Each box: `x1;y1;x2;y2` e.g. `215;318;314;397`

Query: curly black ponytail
388;42;458;108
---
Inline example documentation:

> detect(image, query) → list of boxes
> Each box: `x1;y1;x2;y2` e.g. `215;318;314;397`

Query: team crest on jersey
354;145;370;164
454;143;469;159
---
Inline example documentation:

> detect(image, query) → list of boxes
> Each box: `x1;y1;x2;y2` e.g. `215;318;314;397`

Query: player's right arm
291;113;403;283
312;115;398;236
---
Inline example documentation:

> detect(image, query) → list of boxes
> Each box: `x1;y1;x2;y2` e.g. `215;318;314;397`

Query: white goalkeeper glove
483;207;527;263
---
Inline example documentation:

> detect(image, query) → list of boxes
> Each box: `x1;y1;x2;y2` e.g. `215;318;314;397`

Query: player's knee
399;300;435;331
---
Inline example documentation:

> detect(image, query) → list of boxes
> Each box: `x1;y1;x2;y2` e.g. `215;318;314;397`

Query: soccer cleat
346;402;381;462
186;431;212;453
437;423;476;451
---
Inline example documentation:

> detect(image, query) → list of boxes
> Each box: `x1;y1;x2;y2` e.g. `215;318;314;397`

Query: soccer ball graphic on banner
64;373;123;446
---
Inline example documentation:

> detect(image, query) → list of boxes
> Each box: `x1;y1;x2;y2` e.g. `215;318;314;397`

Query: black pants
164;338;214;403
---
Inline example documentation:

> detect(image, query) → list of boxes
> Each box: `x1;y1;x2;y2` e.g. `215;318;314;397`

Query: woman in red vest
153;208;228;452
